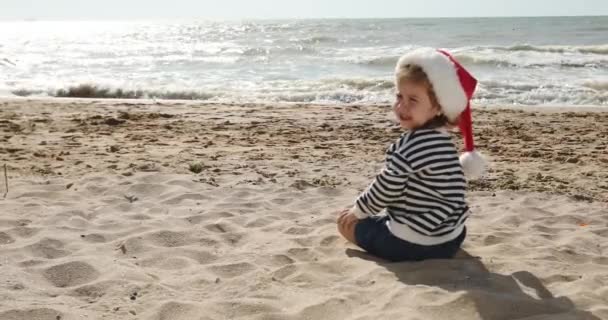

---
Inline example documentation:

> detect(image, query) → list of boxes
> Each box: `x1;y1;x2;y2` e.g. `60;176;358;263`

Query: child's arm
350;130;453;219
350;152;411;219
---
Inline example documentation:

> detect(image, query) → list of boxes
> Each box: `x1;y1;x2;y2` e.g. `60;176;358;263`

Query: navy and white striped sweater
351;128;469;245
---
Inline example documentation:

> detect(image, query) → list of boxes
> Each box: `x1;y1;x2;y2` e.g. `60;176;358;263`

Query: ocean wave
474;81;608;106
583;26;608;32
289;36;339;44
476;91;608;106
322;78;394;91
453;54;518;68
347;52;607;69
6;78;607;106
241;45;318;56
347;55;400;67
480;81;545;91
582;80;608;91
453;52;608;69
242;48;271;56
239;22;298;33
497;44;608;55
11;89;44;97
271;92;372;104
8;83;387;104
37;84;216;100
0;58;17;67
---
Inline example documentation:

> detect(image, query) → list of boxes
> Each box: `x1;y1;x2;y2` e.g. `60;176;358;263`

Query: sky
1;0;608;20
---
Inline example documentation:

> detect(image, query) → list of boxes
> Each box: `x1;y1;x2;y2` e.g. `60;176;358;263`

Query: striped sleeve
352;130;456;219
352;133;416;218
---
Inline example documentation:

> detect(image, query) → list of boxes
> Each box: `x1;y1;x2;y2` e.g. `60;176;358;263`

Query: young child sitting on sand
337;47;486;262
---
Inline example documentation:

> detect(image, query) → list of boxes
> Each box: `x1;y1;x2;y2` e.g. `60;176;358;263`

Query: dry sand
0;98;607;320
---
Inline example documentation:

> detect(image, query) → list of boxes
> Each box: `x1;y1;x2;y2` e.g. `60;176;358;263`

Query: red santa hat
396;47;486;179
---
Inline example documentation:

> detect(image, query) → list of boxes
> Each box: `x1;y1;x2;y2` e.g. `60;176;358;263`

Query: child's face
393;80;440;130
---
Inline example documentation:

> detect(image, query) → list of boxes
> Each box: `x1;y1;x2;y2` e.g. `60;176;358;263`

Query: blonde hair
395;64;459;128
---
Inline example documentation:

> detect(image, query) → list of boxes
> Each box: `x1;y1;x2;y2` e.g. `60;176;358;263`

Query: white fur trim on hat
396;48;467;120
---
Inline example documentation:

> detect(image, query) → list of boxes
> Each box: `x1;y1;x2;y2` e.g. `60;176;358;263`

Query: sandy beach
0;98;607;320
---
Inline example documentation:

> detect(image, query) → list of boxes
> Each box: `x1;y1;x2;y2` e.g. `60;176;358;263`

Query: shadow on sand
346;249;599;320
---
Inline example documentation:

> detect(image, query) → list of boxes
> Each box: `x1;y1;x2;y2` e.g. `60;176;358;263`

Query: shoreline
1;96;607;112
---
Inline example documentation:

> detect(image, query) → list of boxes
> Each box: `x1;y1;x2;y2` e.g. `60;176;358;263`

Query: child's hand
337;208;357;222
337;208;350;218
337;208;359;244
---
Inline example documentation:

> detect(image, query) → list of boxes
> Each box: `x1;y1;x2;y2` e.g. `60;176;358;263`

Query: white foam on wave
502;44;608;55
582;79;608;91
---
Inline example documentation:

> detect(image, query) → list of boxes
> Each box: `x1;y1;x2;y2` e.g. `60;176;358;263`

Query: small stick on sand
3;164;8;198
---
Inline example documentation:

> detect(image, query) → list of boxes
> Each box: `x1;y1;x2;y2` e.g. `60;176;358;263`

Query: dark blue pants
354;216;466;262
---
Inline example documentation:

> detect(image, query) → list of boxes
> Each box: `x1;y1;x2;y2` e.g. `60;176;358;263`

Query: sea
1;16;607;106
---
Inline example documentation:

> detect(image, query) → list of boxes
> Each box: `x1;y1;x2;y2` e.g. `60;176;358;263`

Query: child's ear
433;104;442;116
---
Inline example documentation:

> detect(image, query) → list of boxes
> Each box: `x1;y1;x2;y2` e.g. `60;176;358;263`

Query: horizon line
1;14;607;22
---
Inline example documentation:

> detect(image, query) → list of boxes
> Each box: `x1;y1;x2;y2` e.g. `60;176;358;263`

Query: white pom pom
459;151;486;179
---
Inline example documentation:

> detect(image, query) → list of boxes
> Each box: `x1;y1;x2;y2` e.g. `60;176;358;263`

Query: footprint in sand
319;235;340;247
161;193;210;205
151;301;206;320
18;260;46;268
69;280;123;301
590;228;608;238
290;236;316;247
9;226;42;238
145;230;190;248
26;238;70;259
283;227;313;235
183;215;206;225
270;254;295;267
181;249;218;265
482;234;503;246
205;211;236;220
0;231;15;245
42;261;100;288
294;297;352;320
204;222;233;234
127;213;153;220
286;248;318;262
270;197;293;205
125;183;169;197
0;308;64;320
118;236;150;255
81;233;107;243
219;232;246;246
593;256;608;265
139;256;192;270
196;236;221;248
245;217;274;228
208;262;256;278
203;221;247;246
272;264;298;280
213;301;281;319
